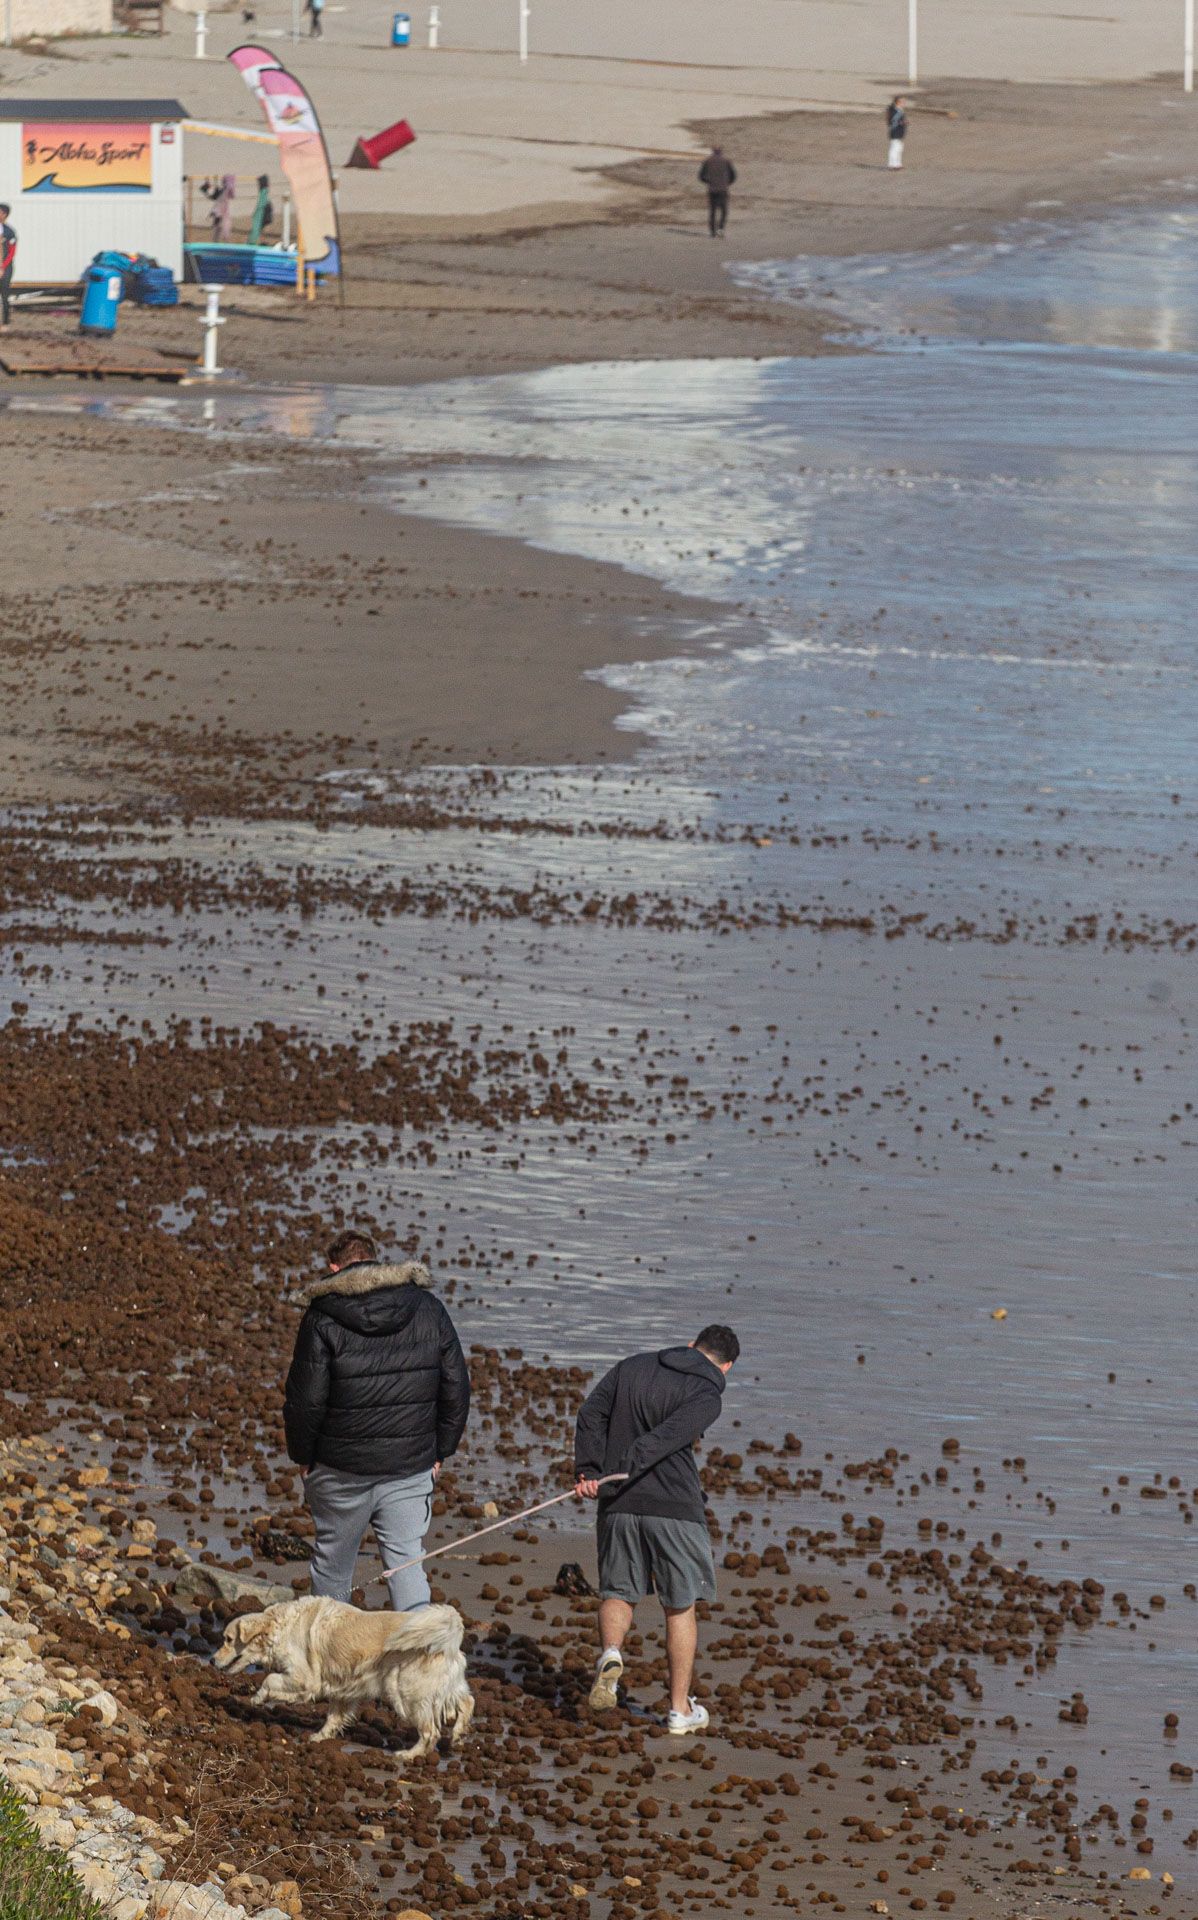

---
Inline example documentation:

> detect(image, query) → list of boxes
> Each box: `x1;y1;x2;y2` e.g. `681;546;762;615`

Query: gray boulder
173;1562;297;1609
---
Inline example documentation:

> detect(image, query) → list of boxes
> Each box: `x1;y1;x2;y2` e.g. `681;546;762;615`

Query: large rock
83;1688;121;1728
173;1563;295;1609
151;1883;249;1920
78;1861;122;1906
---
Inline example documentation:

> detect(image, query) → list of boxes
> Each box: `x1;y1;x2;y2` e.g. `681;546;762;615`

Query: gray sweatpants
304;1463;435;1612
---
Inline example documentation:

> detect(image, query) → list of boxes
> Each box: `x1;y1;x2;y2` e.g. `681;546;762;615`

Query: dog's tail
383;1603;464;1658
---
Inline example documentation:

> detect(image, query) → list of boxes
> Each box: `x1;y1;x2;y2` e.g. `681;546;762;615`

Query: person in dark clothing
887;96;908;170
248;174;274;245
574;1324;739;1733
698;147;736;236
0;207;16;329
284;1229;471;1611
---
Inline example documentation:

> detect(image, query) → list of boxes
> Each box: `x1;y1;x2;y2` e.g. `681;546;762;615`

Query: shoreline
2;74;1194;808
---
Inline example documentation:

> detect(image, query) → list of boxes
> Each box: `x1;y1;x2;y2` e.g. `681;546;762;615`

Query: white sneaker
667;1697;710;1736
588;1648;624;1712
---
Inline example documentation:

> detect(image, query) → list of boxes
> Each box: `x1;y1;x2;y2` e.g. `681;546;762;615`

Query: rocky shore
0;1438;300;1920
0;1330;1184;1919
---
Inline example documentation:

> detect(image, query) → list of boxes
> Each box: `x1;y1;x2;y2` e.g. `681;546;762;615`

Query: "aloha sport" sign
22;123;152;194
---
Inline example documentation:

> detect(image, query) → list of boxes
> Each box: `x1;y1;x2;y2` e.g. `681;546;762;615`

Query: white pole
3;0;11;51
907;0;917;85
200;284;224;377
518;0;529;62
292;0;301;42
1186;0;1195;91
195;8;207;57
428;3;440;46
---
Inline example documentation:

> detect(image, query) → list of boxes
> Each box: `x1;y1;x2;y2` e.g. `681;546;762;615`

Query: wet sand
0;411;743;803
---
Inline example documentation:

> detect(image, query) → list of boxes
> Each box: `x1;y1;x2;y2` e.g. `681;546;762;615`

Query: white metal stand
200;285;225;377
518;0;529;62
907;0;917;86
428;4;440;46
195;9;207;58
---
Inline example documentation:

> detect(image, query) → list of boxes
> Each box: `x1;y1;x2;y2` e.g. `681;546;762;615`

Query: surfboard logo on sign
22;123;152;194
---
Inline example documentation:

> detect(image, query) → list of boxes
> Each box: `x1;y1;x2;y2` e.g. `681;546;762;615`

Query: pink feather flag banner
228;44;340;275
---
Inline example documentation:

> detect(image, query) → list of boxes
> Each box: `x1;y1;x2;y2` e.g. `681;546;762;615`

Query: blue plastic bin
80;264;124;336
391;11;410;43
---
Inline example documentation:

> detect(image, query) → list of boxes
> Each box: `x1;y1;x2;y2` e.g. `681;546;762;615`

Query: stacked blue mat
133;264;178;308
88;251;179;307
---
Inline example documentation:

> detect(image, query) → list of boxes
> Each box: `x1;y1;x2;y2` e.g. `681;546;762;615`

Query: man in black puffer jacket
284;1229;470;1610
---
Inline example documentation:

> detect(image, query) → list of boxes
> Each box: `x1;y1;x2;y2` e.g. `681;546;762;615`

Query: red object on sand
348;119;416;169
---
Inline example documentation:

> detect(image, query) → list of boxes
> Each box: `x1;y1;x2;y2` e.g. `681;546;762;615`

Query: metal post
428;3;440;47
282;190;292;249
519;0;529;62
292;0;301;42
195;8;207;57
907;0;917;85
3;0;11;51
200;284;224;377
1186;0;1195;91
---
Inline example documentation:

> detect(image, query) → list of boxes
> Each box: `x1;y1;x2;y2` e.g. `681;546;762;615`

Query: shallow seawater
7;207;1198;1845
737;202;1198;353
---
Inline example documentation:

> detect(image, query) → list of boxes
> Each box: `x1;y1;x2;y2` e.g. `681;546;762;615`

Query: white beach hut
0;98;187;286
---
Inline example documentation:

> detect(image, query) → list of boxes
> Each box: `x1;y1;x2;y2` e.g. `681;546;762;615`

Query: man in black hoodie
284;1230;471;1611
574;1324;738;1733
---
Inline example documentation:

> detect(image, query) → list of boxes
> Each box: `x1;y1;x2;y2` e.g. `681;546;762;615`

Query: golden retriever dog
215;1597;473;1757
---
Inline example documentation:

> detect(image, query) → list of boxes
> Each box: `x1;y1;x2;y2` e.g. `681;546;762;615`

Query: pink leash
378;1473;628;1584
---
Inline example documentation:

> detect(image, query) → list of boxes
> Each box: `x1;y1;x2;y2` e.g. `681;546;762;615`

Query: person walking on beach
0;206;17;329
887;96;908;170
574;1324;739;1733
306;0;324;36
284;1229;471;1611
698;146;736;237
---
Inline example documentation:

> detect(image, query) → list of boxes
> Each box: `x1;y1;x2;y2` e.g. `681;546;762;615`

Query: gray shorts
597;1512;716;1611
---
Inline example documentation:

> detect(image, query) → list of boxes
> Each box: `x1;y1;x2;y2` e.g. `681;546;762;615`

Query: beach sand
24;0;1198;223
0;415;746;803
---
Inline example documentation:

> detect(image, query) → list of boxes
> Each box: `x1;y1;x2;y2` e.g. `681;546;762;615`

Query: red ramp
348;120;416;169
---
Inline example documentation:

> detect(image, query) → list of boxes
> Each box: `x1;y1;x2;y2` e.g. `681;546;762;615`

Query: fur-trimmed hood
291;1260;433;1311
283;1259;470;1476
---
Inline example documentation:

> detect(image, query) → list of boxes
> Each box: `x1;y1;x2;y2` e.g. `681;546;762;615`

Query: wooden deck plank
0;339;191;381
